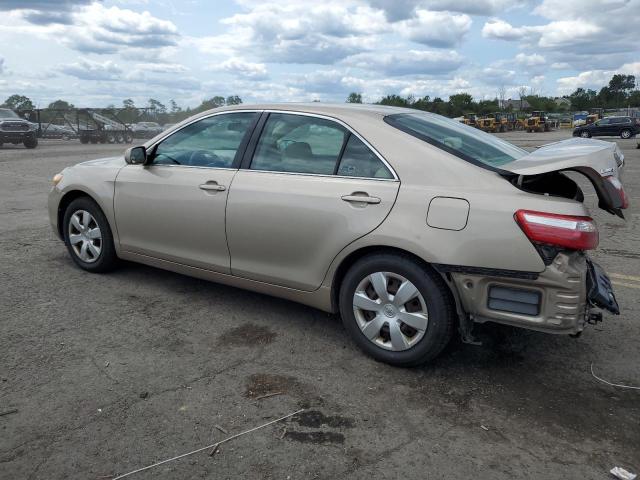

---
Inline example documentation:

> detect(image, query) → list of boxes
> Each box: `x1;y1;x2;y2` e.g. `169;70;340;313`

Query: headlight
52;173;63;186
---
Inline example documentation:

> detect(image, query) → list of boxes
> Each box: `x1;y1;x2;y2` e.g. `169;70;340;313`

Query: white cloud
215;58;268;80
515;53;545;67
0;57;4;75
58;58;122;81
482;19;527;41
556;61;640;94
398;10;472;48
369;0;528;19
343;50;464;76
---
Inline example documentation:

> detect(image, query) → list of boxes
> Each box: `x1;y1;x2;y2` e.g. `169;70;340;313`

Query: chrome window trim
236;168;399;182
146;108;400;181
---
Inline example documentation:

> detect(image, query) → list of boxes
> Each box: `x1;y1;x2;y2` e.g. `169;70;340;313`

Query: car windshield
384;112;527;168
0;108;20;119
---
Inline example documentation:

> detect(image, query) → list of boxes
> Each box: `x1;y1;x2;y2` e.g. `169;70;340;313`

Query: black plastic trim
433;263;539;280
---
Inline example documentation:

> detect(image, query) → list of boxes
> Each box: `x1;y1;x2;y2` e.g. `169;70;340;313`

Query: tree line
0;95;243;124
2;73;638;123
347;74;639;117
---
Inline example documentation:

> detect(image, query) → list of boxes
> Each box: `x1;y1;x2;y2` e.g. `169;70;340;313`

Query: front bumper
449;252;618;335
0;131;34;142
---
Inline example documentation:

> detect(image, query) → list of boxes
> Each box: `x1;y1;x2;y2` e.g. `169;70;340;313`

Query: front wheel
23;136;38;149
63;197;118;273
580;130;591;138
620;129;632;139
339;253;454;366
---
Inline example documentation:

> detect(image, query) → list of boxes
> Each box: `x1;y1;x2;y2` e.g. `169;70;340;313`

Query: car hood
501;138;627;217
75;156;126;169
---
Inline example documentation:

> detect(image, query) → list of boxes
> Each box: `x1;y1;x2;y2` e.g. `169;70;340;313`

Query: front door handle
199;182;226;192
341;193;381;204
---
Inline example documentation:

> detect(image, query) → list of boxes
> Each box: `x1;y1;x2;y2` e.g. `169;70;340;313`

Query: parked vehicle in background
0;108;38;148
132;121;163;138
78;109;133;144
40;123;77;140
48;104;627;366
573;116;639;139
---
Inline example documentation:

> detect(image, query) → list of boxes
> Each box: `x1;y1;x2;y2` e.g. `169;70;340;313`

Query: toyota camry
48;104;627;366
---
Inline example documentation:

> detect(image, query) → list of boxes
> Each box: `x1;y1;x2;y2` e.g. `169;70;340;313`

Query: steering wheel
187;150;224;167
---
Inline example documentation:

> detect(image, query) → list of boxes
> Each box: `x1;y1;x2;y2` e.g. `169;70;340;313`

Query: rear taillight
605;176;629;209
515;210;599;251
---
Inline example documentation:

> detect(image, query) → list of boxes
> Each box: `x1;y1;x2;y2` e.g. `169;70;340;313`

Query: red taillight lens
515;210;599;250
606;176;629;209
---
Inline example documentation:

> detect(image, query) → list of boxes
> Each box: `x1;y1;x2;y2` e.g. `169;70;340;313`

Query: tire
80;136;89;144
116;133;124;144
124;133;133;144
580;130;591;138
63;197;118;273
620;129;632;139
339;253;455;366
106;133;116;144
23;136;38;149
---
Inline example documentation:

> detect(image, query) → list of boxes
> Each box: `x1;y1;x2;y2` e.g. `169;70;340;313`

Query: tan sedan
48;104;627;366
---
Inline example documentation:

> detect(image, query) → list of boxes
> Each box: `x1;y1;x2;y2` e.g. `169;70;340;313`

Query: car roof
201;102;417;119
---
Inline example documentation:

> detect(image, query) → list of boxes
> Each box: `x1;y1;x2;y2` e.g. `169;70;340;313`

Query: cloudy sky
0;0;638;108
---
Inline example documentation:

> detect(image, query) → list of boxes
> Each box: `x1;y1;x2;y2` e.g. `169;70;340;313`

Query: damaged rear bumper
442;252;619;335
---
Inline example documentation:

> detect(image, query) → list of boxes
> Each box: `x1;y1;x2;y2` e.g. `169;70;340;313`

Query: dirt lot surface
1;132;639;479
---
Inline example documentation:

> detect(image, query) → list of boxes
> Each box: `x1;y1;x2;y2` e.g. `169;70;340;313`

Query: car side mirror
125;146;147;165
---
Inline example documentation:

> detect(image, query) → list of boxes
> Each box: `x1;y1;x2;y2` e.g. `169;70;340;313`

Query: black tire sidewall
339;254;453;366
621;129;631;139
63;197;117;272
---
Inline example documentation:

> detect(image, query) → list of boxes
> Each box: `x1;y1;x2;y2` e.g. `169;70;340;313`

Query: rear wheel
620;129;632;139
339;253;454;366
63;197;118;273
580;130;591;138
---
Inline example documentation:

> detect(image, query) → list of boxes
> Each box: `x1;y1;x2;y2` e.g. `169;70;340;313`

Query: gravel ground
1;132;639;480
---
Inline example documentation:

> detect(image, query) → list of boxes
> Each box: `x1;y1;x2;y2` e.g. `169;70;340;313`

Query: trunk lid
501;138;627;217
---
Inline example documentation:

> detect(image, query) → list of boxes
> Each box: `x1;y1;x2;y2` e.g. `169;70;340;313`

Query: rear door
226;112;400;291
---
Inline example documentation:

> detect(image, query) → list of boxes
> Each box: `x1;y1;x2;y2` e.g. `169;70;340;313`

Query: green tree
2;94;34;110
147;98;167;114
48;99;74;110
608;74;635;107
448;93;473;116
226;95;242;105
568;88;597;111
346;92;362;103
377;94;411;107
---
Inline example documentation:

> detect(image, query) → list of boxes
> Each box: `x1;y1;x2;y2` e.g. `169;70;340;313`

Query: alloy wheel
352;272;428;351
68;210;102;263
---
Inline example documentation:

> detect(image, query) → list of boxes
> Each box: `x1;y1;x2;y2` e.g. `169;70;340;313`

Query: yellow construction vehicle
460;114;478;127
525;111;551;132
586;108;604;125
478;112;516;132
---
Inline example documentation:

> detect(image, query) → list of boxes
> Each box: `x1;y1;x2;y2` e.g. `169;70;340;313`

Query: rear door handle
199;182;226;192
341;193;381;204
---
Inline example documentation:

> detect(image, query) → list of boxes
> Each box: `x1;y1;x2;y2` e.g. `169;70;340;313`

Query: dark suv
0;108;38;148
573;116;639;139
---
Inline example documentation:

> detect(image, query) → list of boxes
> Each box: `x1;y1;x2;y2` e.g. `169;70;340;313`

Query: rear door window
337;135;394;179
250;113;348;175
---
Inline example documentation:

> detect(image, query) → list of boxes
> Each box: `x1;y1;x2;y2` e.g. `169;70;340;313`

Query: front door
114;111;259;273
226;112;400;291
